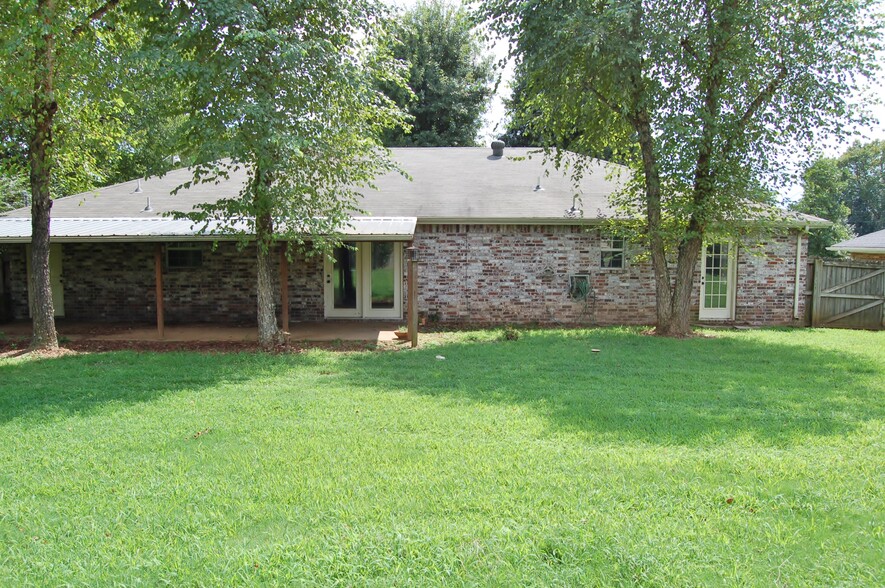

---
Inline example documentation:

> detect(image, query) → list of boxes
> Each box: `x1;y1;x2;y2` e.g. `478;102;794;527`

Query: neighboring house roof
828;228;885;254
0;147;830;240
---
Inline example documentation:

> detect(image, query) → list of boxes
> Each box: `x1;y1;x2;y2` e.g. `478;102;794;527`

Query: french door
324;241;402;319
699;242;736;320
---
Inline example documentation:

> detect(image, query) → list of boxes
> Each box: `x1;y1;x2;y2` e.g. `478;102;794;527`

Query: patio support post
154;244;165;339
407;245;418;348
280;244;289;333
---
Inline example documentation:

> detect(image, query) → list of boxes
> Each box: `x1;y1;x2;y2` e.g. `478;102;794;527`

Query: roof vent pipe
142;196;153;212
491;140;505;157
534;175;544;191
134;178;143;193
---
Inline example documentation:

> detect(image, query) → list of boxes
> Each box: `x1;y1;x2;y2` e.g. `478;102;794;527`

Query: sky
386;0;885;199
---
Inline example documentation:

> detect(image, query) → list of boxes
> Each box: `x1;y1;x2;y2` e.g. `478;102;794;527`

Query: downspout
792;227;806;320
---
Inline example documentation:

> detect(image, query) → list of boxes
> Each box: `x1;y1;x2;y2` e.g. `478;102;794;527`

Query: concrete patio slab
1;320;402;343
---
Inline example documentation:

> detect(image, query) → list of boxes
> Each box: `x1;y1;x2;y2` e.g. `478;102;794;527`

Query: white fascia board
826;246;885;254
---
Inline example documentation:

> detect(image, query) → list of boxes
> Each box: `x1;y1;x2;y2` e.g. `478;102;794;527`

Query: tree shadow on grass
336;329;885;447
0;351;282;425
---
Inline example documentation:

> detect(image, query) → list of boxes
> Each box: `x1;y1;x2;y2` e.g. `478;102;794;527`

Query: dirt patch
0;346;81;360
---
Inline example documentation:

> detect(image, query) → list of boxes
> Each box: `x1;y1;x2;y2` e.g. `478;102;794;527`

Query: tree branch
71;0;120;39
737;62;789;129
722;62;789;155
584;81;621;115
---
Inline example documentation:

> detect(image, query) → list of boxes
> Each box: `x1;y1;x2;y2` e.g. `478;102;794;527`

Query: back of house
0;146;827;328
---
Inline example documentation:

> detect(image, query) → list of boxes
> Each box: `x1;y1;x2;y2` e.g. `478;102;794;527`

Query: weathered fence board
810;258;885;330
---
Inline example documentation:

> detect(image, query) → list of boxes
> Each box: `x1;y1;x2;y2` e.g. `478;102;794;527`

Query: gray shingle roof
828;228;885;253
1;147;830;231
2;148;624;222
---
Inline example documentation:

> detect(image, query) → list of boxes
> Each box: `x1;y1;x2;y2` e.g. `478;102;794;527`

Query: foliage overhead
142;0;408;345
479;0;882;334
0;2;178;201
0;0;157;350
146;0;407;249
381;0;494;147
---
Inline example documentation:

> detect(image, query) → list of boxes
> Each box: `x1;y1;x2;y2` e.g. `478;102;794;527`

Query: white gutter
826;246;885;254
793;227;806;320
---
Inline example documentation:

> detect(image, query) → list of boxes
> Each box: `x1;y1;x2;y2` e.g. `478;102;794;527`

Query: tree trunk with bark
28;0;59;351
255;211;281;350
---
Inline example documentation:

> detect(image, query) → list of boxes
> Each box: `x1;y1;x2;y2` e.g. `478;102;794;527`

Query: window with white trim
600;236;626;268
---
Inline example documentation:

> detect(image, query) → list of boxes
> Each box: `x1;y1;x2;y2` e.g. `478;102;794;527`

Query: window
167;243;203;269
600;236;626;268
569;274;591;301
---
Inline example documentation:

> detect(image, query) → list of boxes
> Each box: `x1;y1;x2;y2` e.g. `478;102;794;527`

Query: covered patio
0;320;405;344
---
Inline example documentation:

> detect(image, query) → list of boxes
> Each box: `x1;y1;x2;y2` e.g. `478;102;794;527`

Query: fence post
810;257;823;327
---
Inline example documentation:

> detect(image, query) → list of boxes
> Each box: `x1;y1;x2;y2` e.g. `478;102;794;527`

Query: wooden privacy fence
810;258;885;330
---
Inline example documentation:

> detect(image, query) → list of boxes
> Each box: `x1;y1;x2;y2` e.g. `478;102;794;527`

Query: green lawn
1;328;882;586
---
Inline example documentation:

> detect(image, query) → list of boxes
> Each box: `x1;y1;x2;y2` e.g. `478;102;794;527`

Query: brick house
0;147;827;327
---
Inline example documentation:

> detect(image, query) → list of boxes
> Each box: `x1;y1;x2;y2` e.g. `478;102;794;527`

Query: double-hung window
600;236;626;269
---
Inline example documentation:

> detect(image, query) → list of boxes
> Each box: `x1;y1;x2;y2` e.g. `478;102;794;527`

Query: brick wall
0;225;807;327
733;234;806;325
412;224;807;326
1;242;324;324
0;244;28;321
849;252;885;261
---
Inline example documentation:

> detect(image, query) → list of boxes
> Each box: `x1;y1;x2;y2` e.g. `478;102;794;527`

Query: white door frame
699;242;736;321
360;242;403;319
324;242;362;318
324;241;402;319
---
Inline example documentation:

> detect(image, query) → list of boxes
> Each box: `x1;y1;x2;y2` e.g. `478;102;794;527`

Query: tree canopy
480;0;882;335
793;140;885;256
145;0;407;346
0;0;154;349
381;0;494;147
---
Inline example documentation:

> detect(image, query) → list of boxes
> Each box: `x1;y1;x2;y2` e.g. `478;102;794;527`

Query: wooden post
155;244;165;339
279;244;289;333
406;245;418;348
810;257;823;327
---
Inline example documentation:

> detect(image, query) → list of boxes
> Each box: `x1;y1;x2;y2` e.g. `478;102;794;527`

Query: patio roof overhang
0;216;417;243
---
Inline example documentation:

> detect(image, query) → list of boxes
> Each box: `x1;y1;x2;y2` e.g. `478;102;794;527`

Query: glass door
324;242;402;319
699;242;736;320
362;241;402;319
325;243;361;318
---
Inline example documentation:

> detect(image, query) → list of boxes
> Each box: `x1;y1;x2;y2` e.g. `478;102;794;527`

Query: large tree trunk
28;0;59;351
255;212;281;349
632;111;680;336
657;235;704;337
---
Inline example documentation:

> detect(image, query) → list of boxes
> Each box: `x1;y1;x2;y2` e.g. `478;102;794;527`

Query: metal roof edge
414;217;605;225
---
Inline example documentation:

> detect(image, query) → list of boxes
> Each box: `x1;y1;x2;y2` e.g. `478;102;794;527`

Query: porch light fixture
406;246;419;262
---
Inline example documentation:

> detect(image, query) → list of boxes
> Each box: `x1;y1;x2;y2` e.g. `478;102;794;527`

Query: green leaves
479;0;881;333
380;0;494;147
795;140;885;256
149;0;407;251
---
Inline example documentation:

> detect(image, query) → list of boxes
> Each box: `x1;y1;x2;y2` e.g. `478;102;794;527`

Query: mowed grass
0;328;882;586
